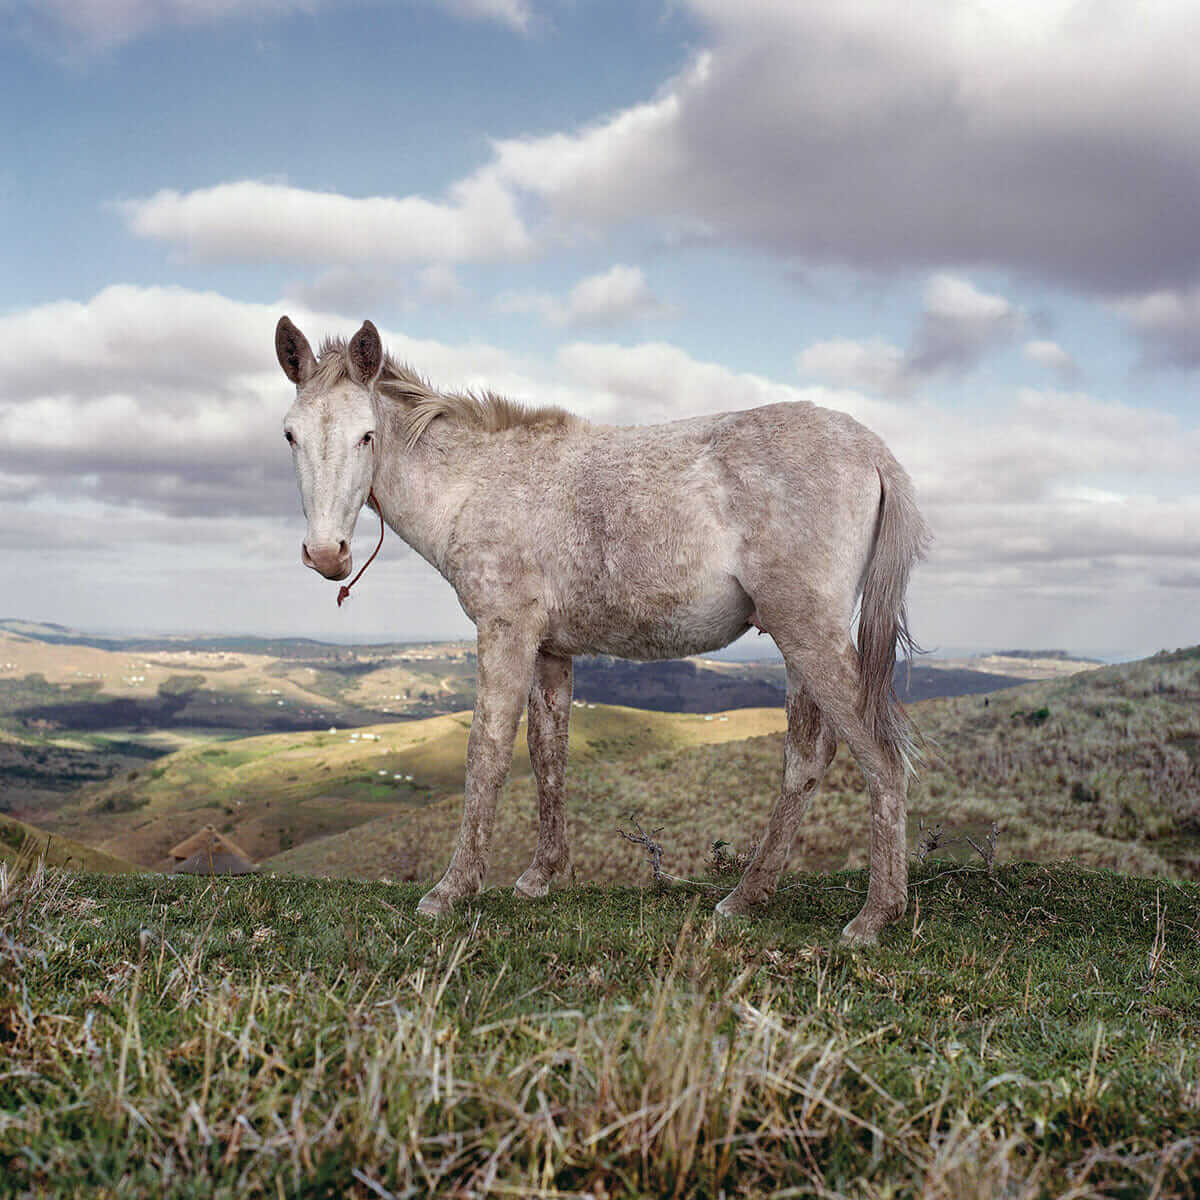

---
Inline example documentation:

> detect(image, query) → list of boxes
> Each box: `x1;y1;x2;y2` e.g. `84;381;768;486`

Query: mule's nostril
302;539;351;579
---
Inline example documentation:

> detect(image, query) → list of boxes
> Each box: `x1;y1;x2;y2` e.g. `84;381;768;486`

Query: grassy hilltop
280;645;1196;887
1;859;1197;1198
0;621;1088;831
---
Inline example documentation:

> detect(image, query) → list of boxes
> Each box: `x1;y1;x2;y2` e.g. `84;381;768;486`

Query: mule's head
275;316;383;582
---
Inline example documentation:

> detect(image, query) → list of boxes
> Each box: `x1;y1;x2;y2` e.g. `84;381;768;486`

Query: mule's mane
315;336;579;450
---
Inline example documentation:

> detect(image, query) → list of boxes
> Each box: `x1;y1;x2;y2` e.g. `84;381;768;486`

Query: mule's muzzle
302;540;352;581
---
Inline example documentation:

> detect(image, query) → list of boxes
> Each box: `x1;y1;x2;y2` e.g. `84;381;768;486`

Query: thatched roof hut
169;825;258;876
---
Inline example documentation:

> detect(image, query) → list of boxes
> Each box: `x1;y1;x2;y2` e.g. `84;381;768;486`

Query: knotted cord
336;488;385;608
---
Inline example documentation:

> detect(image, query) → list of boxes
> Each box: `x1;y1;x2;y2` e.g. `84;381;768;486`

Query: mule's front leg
515;650;573;899
417;615;542;918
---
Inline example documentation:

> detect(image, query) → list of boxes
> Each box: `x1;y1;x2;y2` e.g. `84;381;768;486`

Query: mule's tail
858;460;932;776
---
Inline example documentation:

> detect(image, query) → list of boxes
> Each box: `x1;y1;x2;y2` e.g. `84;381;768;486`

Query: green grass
2;860;1198;1198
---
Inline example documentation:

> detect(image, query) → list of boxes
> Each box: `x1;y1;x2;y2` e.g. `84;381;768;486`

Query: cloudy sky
1;0;1198;657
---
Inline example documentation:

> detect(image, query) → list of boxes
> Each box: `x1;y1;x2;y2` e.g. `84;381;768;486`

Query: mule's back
506;402;895;660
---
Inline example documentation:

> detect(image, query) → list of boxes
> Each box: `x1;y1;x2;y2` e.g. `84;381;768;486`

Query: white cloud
283;268;409;316
3;284;1198;651
112;4;1200;296
494;291;558;324
437;0;530;33
1112;286;1200;368
0;284;269;391
418;264;470;305
922;274;1013;324
555;339;848;425
483;1;1200;292
565;265;664;326
1023;339;1077;376
796;338;909;396
0;284;533;516
897;387;1198;509
124;175;533;265
550;344;1200;643
497;264;666;329
909;274;1025;373
283;264;470;315
798;274;1023;395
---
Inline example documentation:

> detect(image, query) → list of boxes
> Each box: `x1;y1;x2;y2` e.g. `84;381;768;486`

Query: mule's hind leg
515;650;573;899
715;686;836;916
777;632;909;945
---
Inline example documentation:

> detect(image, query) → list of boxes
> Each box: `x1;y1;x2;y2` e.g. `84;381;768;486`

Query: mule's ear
348;320;384;388
276;315;317;385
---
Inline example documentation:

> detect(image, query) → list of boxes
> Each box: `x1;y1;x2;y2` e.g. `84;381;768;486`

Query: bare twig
912;866;984;888
1142;888;1168;992
916;819;952;863
617;815;667;886
964;822;999;872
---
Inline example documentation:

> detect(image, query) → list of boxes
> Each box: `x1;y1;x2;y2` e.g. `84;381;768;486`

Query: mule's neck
367;399;472;575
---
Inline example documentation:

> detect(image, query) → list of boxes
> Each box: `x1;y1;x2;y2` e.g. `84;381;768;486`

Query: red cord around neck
336;488;385;608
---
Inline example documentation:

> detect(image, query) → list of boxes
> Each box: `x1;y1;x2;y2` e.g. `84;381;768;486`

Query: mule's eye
360;431;374;447
284;430;295;446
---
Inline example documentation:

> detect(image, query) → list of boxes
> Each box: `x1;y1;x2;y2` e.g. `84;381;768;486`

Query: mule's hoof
715;891;758;919
839;919;880;948
416;890;455;919
513;869;550;900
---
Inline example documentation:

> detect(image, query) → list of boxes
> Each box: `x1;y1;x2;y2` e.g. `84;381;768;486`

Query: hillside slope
52;705;787;869
25;646;1199;885
0;812;136;873
0;629;413;738
269;648;1200;886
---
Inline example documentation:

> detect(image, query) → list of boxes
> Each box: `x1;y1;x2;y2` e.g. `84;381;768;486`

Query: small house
168;824;258;876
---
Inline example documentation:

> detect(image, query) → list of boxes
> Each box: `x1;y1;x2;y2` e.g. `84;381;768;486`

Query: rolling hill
266;646;1198;886
27;645;1194;891
43;704;787;871
0;628;477;825
1;622;1096;750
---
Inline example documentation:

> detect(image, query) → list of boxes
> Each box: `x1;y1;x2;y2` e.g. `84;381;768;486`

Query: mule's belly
542;573;755;661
